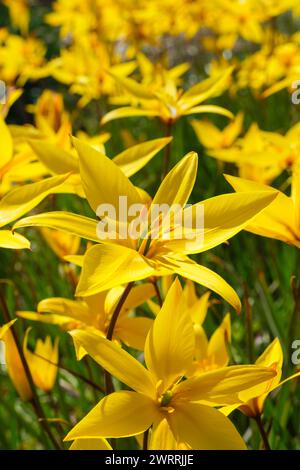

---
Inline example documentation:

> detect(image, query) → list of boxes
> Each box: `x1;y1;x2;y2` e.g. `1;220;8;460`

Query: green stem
152;278;163;307
105;281;135;395
143;428;150;450
243;283;254;363
254;415;271;450
162;120;173;179
0;291;62;450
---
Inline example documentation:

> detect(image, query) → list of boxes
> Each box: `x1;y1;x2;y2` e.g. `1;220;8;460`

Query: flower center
159;390;173;407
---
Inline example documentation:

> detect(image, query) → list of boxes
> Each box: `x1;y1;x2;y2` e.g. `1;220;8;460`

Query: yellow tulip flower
192;112;244;151
205;123;285;184
41;37;136;107
102;68;233;125
23;329;59;393
1;321;59;398
222;338;300;419
235;30;300;97
110;58;190;108
40;228;81;260
0;320;32;401
225;173;300;248
18;283;155;352
64;279;276;450
14;137;278;311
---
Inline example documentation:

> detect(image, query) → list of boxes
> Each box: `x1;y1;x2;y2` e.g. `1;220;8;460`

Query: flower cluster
0;0;300;451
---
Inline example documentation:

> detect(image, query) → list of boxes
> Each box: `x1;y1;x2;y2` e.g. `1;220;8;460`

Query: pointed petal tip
235;299;242;315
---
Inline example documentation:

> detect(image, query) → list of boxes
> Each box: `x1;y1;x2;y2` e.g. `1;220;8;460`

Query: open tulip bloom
221;338;300;420
18;283;156;352
0;321;59;400
101;68;234;125
14;136;278;312
64;279;276;450
225;170;300;248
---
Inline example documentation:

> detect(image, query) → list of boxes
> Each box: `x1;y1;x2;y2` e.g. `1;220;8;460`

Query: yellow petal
180;68;233;108
292;163;300;229
184;105;233;119
262;78;291;98
0;230;30;249
193;324;208;362
2;329;32;401
187;289;210;325
158;255;241;312
26;331;59;393
29;140;79;174
169;190;278;254
274;371;300;391
109;74;156;100
102;107;158;125
117;317;153;350
0;174;69;227
38;297;92;325
182;279;198;307
223;112;244;145
41;228;80;259
207;313;231;368
104;283;155;318
147;299;161;316
149;418;190;450
64;391;158;440
256;337;283;369
169;402;246;450
239;338;283;406
225;175;299;244
76;244;155;296
17;310;74;328
51;174;85;197
69;329;156;397
0;319;17;340
219;405;239;417
69;438;112;450
191;120;222;149
119;282;156;313
151;152;198;209
72;136;142;217
64;254;84;266
144;278;195;390
174;365;276;406
13;211;100;243
113;137;172;177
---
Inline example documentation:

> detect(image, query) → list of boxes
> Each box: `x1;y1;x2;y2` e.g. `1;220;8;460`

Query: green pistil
160;390;173;407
